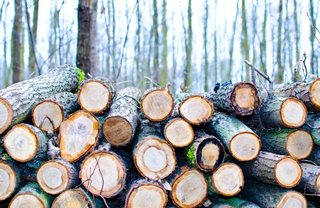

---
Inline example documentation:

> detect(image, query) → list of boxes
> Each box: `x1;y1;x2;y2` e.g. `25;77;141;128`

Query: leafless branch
307;12;320;44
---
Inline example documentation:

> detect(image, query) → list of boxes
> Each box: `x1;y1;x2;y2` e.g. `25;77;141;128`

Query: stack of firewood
0;64;319;208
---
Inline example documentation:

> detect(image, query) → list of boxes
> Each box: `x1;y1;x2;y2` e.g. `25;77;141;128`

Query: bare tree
90;0;98;76
241;0;250;81
160;0;168;87
276;0;283;83
203;0;209;91
153;0;159;84
293;0;300;79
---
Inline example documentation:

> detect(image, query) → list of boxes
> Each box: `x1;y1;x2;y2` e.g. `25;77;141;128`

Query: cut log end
141;89;174;121
80;151;126;198
134;138;176;180
164;118;194;147
286;129;313;160
78;81;111;113
210;163;244;196
230;82;260;116
275;157;302;188
0;98;13;135
229;132;261;161
9;193;45;208
0;162;16;201
277;191;307;208
171;169;208;208
126;184;167;208
280;98;307;128
102;116;133;147
51;189;94;208
310;78;320;108
179;95;213;125
32;101;64;132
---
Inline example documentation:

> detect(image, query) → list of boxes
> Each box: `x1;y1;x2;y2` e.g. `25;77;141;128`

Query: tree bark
303;114;320;146
218;197;260;208
308;145;320;166
152;0;159;84
163;118;194;147
295;162;320;194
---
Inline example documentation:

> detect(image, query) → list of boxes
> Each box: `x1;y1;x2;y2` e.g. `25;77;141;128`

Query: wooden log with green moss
295;162;320;194
163;117;194;147
303;114;320;146
218;197;261;208
205;113;261;161
0;65;83;135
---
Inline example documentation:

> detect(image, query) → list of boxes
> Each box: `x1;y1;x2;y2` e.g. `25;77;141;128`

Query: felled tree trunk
163;118;194;147
203;82;260;116
4;124;48;162
295;162;320;194
184;130;224;172
205;113;261;161
303;114;320;146
102;86;142;147
218;197;261;208
0;64;82;135
234;151;302;188
78;77;116;114
257;128;314;160
32;92;80;133
59;110;99;163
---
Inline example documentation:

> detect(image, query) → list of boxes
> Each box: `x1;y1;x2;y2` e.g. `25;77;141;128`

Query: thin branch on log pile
301;52;308;82
143;76;160;88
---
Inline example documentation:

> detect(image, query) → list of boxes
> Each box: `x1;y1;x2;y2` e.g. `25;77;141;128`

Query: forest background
0;0;319;94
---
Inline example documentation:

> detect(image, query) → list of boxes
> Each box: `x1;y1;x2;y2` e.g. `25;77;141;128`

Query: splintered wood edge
141;88;174;121
78;80;111;114
275;157;302;188
230;82;260;116
276;191;307;208
310;78;320;108
32;100;64;132
51;189;93;208
36;161;69;195
229;132;261;161
164;118;194;147
179;95;213;125
9;193;46;208
102;116;133;147
280;97;307;128
211;163;244;197
0;162;16;200
286;129;314;160
0;97;13;135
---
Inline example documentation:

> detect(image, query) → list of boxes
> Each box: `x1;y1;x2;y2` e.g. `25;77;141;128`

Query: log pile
0;64;320;208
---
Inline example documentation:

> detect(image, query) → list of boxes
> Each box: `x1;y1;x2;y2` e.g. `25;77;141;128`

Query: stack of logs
0;64;320;208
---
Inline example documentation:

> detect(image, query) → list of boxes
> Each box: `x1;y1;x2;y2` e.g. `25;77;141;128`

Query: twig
244;60;271;83
100;195;110;208
300;53;307;82
307;12;320;44
143;76;160;88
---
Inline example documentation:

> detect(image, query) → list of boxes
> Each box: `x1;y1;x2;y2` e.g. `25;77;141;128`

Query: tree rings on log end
179;95;213;125
78;81;111;114
102;116;133;147
0;98;13;135
0;162;17;201
164;118;194;147
229;132;261;161
275;157;302;188
141;88;174;122
32;101;64;132
310;78;320;108
277;191;307;208
80;151;126;198
280;97;307;128
209;163;244;197
286;129;313;160
9;193;46;208
51;189;94;208
125;184;167;208
230;82;260;116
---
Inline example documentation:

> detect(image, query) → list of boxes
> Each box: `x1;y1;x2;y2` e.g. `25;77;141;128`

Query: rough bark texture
308;145;320;166
303;114;320;146
163;117;194;147
218;197;261;208
295;162;320;194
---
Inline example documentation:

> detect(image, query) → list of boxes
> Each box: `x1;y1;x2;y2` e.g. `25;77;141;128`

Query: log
308;145;320;165
204;199;233;208
141;85;174;122
295;162;320;194
207;163;244;197
4;124;48;162
9;182;53;208
163;118;194;147
256;128;314;160
205;113;261;161
202;82;260;116
0;64;82;135
59;110;99;163
218;197;261;208
78;77;116;114
32;92;80;133
303;114;320;146
36;158;79;195
234;151;302;188
240;179;307;208
102;86;142;147
184;130;224;172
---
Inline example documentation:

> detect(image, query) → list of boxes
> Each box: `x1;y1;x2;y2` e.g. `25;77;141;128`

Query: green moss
74;66;85;92
184;144;197;168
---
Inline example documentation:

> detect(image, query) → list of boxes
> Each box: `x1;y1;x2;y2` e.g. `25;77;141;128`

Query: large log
163;118;194;147
308;145;320;165
256;128;314;160
218;197;261;208
295;162;320;194
102;86;142;147
0;64;82;135
205;113;261;161
202;82;260;116
303;114;320;146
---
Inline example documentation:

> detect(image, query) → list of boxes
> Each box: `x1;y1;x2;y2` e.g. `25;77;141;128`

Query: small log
256;128;314;160
295;162;320;194
59;110;99;163
205;113;261;161
303;114;320;146
234;151;302;188
0;64;82;135
184;130;224;172
240;179;307;208
102;86;142;147
203;82;260;116
308;145;320;165
218;197;261;208
32;92;80;133
207;163;244;197
36;158;79;195
163;118;194;147
4;124;48;162
9;182;53;208
141;85;174;122
78;77;116;114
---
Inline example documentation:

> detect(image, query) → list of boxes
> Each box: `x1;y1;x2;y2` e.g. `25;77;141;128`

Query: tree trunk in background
160;0;168;87
135;0;141;85
309;0;317;77
49;4;58;69
112;0;116;80
241;0;250;82
214;0;217;84
2;1;9;88
203;0;209;91
19;19;25;81
183;0;192;88
228;0;239;81
90;0;98;76
276;0;283;83
152;0;159;85
172;8;176;93
293;0;300;80
27;0;38;76
260;0;267;75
